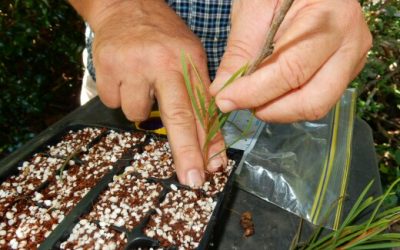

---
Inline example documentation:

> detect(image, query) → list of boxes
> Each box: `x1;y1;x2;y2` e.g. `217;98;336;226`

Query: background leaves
353;0;400;203
0;1;84;158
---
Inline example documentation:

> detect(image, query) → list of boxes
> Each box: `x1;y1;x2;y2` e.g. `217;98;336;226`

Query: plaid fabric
86;0;232;81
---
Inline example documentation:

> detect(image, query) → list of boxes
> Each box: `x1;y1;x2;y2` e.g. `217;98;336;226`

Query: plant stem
246;0;295;75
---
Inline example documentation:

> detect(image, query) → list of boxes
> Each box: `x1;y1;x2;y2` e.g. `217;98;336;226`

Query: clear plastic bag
224;89;357;229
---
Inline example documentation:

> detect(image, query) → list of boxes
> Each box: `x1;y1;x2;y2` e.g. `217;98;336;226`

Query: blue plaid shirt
86;0;232;81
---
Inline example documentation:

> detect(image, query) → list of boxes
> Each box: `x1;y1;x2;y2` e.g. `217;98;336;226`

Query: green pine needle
294;178;400;250
181;51;205;129
181;51;251;164
188;55;208;119
58;150;80;180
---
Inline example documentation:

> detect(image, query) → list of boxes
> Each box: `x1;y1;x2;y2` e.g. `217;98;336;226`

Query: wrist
70;0;163;32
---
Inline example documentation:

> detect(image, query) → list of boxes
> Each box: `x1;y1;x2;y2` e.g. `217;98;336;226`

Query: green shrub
355;0;400;201
0;0;84;157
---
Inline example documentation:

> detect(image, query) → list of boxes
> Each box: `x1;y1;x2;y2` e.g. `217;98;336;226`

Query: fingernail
186;169;203;187
217;99;236;112
208;156;223;172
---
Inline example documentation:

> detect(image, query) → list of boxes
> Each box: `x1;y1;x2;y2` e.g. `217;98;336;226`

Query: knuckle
344;1;365;29
95;40;143;71
364;30;373;52
330;1;362;34
341;0;361;21
190;48;207;64
174;143;199;157
162;105;195;128
219;39;255;73
93;43;116;72
181;41;207;63
226;39;254;60
152;46;173;67
150;42;169;57
278;53;307;90
348;0;362;16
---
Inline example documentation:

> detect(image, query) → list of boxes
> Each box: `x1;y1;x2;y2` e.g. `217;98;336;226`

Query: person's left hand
210;0;372;122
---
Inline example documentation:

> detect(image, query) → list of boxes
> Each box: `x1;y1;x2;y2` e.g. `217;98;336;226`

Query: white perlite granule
0;154;64;217
60;171;162;249
0;129;146;249
145;189;217;249
130;139;175;179
47;128;103;158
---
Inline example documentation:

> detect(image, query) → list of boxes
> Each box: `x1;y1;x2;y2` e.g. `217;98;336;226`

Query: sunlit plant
181;53;252;164
292;178;400;250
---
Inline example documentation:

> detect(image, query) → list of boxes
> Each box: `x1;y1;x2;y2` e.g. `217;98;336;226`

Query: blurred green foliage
353;0;400;200
0;1;84;157
0;0;398;198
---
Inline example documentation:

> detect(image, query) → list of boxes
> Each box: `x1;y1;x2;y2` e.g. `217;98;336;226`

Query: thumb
210;0;276;95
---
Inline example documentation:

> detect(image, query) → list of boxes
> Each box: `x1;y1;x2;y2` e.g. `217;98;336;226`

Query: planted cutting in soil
0;126;240;250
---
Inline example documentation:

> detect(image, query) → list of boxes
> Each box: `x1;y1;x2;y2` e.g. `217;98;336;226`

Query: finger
120;75;153;121
96;72;121;108
254;42;366;123
209;0;276;95
215;24;342;113
93;42;122;108
155;71;205;187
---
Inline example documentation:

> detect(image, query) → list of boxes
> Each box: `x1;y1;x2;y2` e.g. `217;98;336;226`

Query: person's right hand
71;0;227;186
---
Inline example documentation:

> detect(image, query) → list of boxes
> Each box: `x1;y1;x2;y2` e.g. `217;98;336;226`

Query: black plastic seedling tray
0;124;243;250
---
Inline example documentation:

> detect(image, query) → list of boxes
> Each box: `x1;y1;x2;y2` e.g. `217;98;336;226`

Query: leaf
180;51;205;129
365;178;400;231
217;64;249;93
336;180;374;235
368;233;400;242
300;178;400;250
207;64;248;118
208;113;254;161
203;117;224;150
208;99;217;117
305;196;346;249
58;150;80;180
218;111;230;128
394;149;400;165
337;225;388;248
188;55;207;119
376;205;400;219
182;52;255;164
348;242;400;249
290;219;304;250
195;85;207;119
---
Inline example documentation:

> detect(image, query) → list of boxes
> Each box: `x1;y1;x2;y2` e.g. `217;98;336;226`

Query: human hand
210;0;372;122
76;0;226;186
